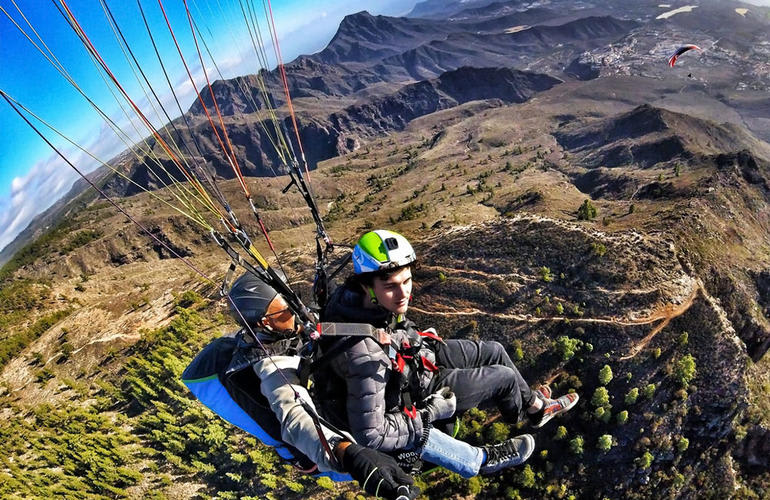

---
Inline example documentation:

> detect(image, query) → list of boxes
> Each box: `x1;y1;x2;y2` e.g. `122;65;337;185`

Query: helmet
352;229;416;275
228;272;295;334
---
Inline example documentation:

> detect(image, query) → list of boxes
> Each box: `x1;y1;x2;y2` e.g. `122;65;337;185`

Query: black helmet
228;272;282;329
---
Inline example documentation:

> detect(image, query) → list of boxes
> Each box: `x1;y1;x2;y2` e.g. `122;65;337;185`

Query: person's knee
488;365;519;394
481;340;509;363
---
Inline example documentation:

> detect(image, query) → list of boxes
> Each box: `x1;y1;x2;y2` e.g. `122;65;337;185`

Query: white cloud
0;150;84;253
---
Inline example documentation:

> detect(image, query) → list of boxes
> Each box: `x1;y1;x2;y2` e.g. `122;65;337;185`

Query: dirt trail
619;283;701;360
411;279;702;361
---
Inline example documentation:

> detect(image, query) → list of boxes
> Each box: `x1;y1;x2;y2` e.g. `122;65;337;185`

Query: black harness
301;322;442;420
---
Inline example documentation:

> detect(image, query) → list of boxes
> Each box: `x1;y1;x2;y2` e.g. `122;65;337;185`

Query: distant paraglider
668;44;701;67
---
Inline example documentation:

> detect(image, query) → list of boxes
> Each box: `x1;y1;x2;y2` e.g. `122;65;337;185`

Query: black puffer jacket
317;285;438;452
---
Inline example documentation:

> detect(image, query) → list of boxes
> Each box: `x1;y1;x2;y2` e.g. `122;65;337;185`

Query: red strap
393;353;406;373
421;356;439;372
403;405;417;419
418;330;442;342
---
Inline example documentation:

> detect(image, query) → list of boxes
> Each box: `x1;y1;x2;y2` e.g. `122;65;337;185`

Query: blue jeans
420;427;483;478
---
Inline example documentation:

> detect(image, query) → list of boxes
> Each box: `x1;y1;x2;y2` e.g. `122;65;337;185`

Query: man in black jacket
318;230;578;469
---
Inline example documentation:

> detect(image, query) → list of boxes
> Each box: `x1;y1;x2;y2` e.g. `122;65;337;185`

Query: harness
302;322;443;420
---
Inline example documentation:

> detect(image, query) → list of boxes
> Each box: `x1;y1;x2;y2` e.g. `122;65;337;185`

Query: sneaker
479;434;535;475
532;392;579;429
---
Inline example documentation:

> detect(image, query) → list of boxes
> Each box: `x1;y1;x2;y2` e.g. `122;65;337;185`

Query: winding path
411;279;703;361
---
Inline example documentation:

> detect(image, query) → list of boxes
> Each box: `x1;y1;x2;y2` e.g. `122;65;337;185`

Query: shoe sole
532;393;579;429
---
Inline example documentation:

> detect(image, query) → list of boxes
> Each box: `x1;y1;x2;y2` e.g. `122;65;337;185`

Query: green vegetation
636;451;654;469
674;355;697;388
61;229;103;254
625;388;639;405
642;383;657;400
591;242;607;257
511;339;524;362
569;435;585;455
617;410;629;425
0;220;102;282
539;266;553;282
577;199;597;221
0;309;72;371
597;434;613;452
554;335;583;361
519;465;536;488
598;365;613;385
0;304;322;499
398;202;426;221
592;387;610;407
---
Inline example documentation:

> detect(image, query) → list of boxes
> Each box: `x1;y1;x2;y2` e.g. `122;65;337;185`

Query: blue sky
0;0;417;254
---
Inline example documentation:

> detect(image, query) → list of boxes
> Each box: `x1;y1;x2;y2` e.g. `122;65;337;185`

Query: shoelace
489;443;519;463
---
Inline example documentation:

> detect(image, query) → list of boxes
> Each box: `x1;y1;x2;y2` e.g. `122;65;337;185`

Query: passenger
314;230;578;471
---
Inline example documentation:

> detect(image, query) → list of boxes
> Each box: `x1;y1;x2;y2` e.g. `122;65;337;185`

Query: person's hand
342;443;420;499
420;386;456;423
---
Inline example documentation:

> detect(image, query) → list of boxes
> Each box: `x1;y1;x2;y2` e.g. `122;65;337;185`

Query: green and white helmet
352;229;416;274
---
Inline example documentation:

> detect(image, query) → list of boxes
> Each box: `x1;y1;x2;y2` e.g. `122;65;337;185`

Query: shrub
592;387;610;407
597;434;613;452
539;266;553;282
678;331;689;346
625;388;639;405
598;365;613;385
636;451;654;469
438;271;447;282
617;410;629;425
511;340;524;362
555;426;568;440
674;355;696;388
642;383;657;400
60;342;74;361
555;302;564;315
569;436;584;455
486;422;510;443
174;290;204;309
676;437;689;452
519;465;536;488
554;336;582;361
398;202;426;221
577;199;597;220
